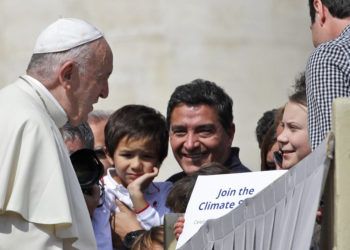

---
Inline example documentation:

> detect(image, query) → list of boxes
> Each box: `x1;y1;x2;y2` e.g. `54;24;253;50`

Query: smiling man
0;18;113;249
166;79;251;183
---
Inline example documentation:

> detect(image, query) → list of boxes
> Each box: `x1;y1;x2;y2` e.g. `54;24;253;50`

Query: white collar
24;75;66;115
20;75;68;128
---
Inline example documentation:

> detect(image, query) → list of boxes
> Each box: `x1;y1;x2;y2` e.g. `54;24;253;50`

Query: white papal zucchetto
33;18;104;54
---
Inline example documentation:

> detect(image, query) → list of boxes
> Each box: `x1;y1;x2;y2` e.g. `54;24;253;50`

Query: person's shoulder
307;39;350;76
101;175;118;210
102;171;117;190
229;147;252;173
311;31;350;60
232;164;251;173
166;171;186;183
0;87;51;129
0;85;32;112
0;81;15;96
335;25;350;45
0;105;53;138
0;79;33;104
152;181;173;190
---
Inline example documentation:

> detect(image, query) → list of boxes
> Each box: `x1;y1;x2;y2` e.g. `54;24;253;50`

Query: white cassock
0;75;97;250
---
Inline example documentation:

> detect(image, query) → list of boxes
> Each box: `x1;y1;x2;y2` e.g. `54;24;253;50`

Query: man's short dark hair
309;0;350;23
166;79;233;133
105;105;168;165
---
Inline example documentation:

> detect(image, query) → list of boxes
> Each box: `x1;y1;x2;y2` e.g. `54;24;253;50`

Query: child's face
277;101;311;169
110;136;159;187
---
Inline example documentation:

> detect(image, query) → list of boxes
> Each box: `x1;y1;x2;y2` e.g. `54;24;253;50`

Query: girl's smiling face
277;101;311;169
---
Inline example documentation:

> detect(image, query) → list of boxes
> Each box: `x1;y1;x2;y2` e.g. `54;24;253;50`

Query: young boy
92;104;172;250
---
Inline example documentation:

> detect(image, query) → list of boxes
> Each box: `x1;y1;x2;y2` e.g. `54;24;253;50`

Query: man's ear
227;123;235;141
58;60;75;90
313;0;326;25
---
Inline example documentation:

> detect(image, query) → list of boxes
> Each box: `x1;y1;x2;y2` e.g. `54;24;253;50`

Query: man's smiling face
169;103;234;175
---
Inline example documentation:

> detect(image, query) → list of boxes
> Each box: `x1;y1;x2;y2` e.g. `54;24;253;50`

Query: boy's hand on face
127;167;159;212
127;167;159;195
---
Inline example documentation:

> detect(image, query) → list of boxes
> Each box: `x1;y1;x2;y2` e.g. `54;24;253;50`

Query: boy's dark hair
309;0;350;24
105;104;168;165
166;162;231;213
166;79;234;133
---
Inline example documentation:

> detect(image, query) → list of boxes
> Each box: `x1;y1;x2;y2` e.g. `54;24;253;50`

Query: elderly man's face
169;104;234;175
68;39;113;125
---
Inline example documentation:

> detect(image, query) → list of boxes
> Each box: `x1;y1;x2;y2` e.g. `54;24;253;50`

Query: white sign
176;170;287;249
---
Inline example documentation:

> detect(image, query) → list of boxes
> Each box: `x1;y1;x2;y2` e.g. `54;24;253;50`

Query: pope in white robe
0;17;114;250
0;75;97;249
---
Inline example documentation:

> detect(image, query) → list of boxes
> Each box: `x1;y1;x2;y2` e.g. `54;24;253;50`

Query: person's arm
306;45;350;149
110;200;145;249
83;184;100;217
111;200;143;239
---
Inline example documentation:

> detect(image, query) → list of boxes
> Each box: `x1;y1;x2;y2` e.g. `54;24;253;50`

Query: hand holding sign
174;216;185;240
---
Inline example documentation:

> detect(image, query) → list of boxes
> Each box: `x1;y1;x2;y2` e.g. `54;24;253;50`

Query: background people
111;79;250;247
88;109;112;175
61;122;101;217
256;109;277;149
0;18;113;249
62;121;94;154
255;108;283;170
306;0;350;149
